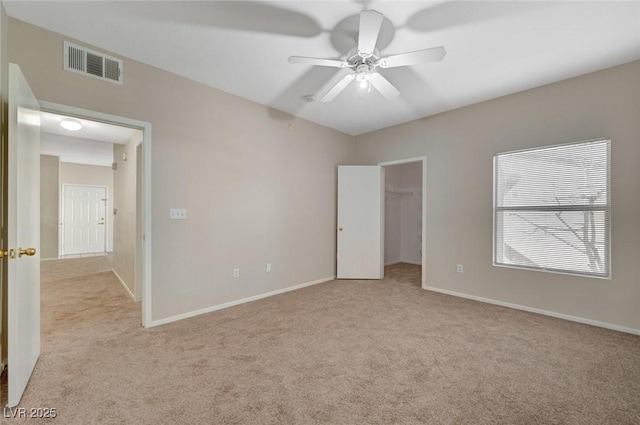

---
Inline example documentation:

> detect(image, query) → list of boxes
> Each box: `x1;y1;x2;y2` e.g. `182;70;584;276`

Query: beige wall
113;132;142;298
59;162;114;252
40;154;59;259
7;19;356;322
356;60;640;331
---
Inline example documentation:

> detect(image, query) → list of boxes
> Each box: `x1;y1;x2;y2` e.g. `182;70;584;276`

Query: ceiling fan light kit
288;9;446;103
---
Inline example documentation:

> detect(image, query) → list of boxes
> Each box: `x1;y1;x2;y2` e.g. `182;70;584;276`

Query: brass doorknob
19;247;36;257
338;227;344;231
0;250;6;258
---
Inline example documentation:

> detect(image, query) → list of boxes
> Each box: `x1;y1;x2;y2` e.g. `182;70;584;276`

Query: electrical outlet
233;268;240;279
169;208;187;220
266;263;272;272
456;264;464;273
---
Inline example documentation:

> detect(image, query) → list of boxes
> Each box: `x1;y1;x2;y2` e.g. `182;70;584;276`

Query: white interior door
62;185;107;255
337;165;384;279
6;64;41;407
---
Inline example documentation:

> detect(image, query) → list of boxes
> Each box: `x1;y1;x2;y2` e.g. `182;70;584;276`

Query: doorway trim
378;156;427;289
39;100;153;328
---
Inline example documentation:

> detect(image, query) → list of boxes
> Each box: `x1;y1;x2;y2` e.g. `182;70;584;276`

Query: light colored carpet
7;261;640;424
40;255;113;283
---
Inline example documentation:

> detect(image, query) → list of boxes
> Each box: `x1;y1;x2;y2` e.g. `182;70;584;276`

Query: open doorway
379;157;426;288
38;101;151;327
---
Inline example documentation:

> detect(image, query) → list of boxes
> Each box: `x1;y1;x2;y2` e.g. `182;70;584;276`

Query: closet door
336;166;384;279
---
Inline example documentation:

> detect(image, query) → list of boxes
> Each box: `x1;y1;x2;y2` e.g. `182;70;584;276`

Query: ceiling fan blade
320;74;355;102
288;56;350;68
126;1;322;38
358;10;384;57
378;46;446;69
369;73;400;100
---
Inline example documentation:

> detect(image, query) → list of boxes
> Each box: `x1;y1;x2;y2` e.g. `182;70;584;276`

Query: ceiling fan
288;9;446;102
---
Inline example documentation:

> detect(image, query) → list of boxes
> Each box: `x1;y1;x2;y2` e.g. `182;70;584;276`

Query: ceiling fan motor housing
348;47;380;67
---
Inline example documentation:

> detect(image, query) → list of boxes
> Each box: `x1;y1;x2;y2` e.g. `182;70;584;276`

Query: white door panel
62;185;106;255
337;166;384;279
7;64;41;407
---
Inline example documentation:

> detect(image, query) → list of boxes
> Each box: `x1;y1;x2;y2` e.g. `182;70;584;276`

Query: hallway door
62;185;107;255
6;63;41;407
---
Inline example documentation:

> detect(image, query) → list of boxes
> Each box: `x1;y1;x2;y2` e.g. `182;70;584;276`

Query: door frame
39;100;153;328
60;183;109;256
378;156;427;288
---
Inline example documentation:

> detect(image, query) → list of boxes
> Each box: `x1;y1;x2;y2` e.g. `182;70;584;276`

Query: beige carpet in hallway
6;261;640;424
40;255;113;283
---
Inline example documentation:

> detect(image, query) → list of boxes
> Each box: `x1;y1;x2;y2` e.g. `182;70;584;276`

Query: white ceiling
40;111;137;144
41;132;114;167
6;1;640;136
40;111;138;166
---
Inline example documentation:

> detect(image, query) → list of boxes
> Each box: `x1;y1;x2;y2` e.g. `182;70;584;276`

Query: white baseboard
112;269;136;301
384;260;401;266
149;276;336;327
422;285;640;336
40;257;59;262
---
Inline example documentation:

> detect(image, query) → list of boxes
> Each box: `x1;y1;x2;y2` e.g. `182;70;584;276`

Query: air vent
63;41;123;84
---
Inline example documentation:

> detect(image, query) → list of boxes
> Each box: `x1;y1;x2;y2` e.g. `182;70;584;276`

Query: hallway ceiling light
60;119;83;131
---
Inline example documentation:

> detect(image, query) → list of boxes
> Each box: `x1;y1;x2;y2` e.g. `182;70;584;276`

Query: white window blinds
493;139;611;278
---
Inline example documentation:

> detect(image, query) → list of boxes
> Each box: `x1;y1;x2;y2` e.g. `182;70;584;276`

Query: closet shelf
385;189;414;196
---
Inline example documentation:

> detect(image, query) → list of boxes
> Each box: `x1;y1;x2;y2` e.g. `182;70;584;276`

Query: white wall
59;162;114;252
357;60;640;332
399;163;422;265
8;18;356;323
384;166;402;265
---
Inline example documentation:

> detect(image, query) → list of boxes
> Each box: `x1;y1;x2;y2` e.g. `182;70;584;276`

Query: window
493;139;610;278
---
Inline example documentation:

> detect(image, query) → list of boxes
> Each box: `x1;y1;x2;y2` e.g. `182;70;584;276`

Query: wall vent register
63;41;123;84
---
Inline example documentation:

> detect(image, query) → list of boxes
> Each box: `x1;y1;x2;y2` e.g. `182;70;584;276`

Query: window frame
492;138;611;279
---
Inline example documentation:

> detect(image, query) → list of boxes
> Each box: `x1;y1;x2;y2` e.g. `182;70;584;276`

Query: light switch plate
170;208;187;220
